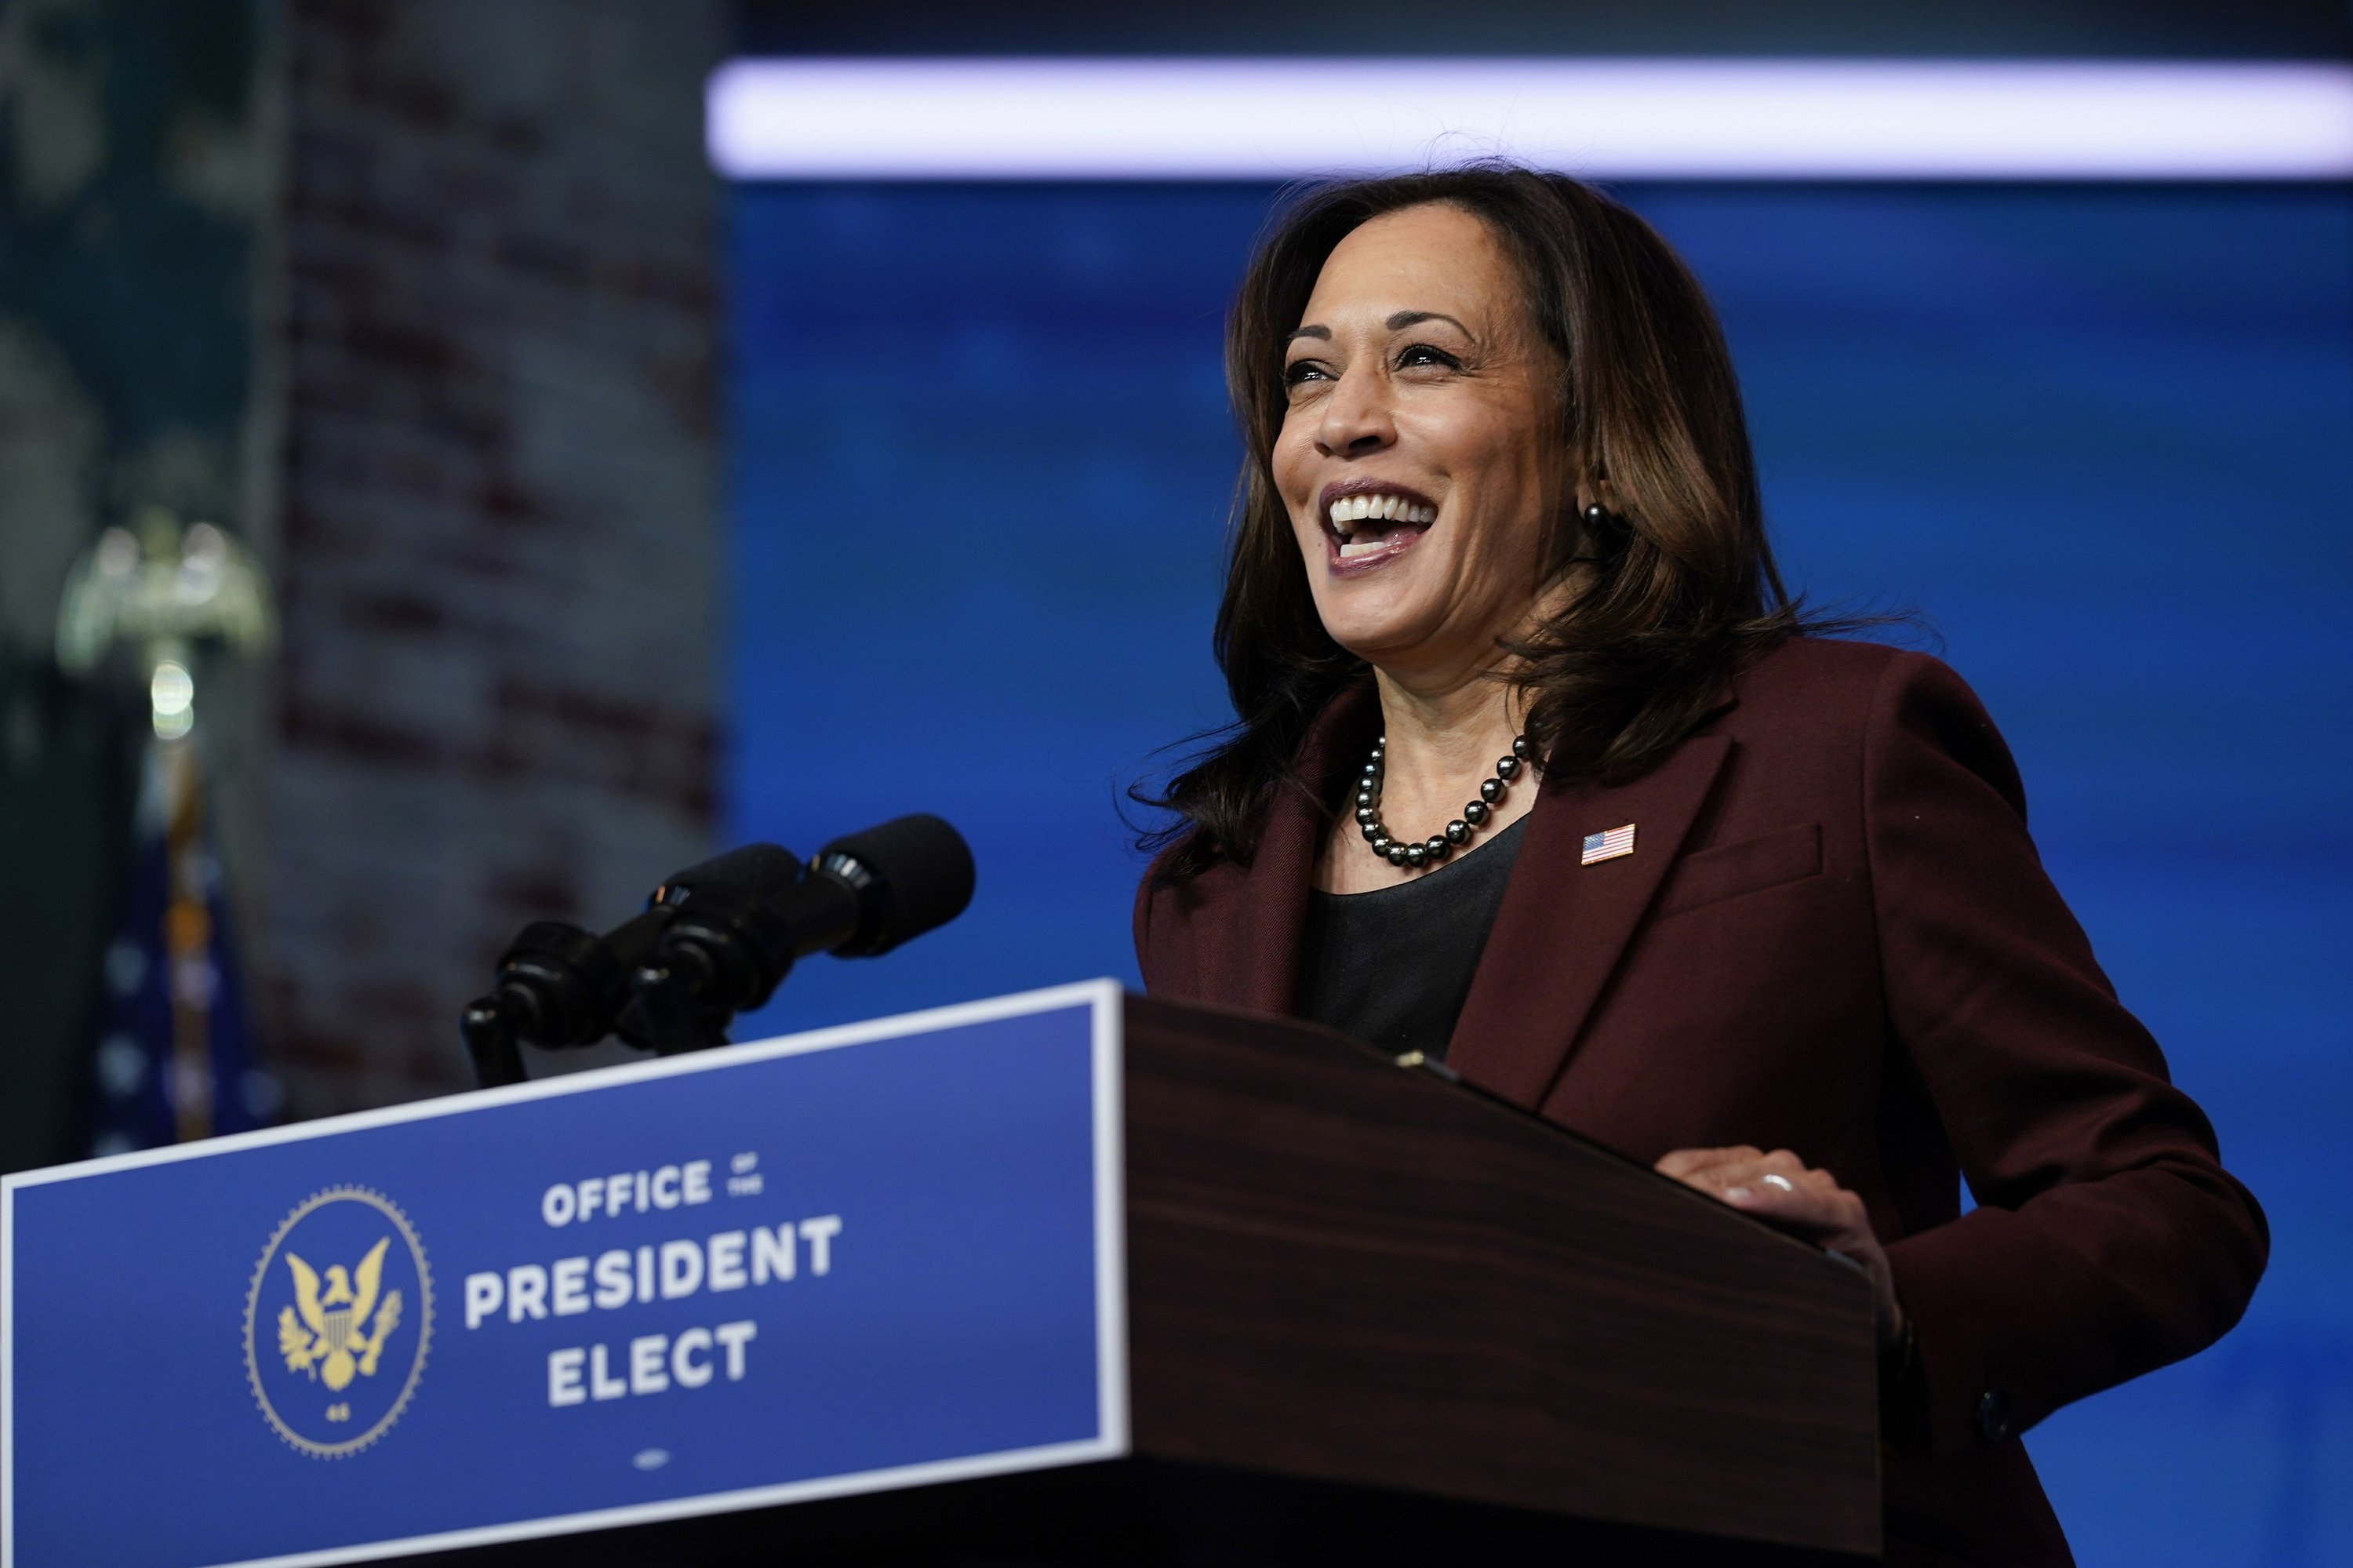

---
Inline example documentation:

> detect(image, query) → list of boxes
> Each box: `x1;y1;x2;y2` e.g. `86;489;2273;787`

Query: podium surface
3;982;1878;1566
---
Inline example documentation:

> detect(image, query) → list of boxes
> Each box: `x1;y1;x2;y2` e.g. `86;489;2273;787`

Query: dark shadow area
422;1458;1871;1567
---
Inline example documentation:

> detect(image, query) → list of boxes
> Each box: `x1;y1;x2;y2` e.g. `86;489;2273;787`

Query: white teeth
1327;493;1438;531
1339;540;1386;560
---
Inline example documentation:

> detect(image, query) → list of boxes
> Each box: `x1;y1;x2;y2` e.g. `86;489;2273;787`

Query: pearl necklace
1355;733;1533;870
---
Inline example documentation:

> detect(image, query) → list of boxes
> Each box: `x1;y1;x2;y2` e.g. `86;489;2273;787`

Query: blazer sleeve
1133;870;1168;991
1132;838;1201;999
1864;651;2268;1457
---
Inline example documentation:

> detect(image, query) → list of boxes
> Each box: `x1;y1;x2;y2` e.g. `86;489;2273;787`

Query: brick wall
267;0;724;1115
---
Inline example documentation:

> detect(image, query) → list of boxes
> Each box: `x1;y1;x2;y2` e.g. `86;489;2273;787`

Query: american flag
1580;822;1638;865
83;740;278;1157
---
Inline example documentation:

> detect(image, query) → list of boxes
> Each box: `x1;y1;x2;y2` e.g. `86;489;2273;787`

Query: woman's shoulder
1728;635;2024;817
1733;632;1933;705
1732;635;2002;726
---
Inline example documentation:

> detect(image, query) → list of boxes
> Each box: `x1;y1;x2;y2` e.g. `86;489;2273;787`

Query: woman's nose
1315;368;1395;458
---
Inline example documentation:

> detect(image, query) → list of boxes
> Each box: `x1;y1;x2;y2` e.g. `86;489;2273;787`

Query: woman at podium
1133;166;2264;1567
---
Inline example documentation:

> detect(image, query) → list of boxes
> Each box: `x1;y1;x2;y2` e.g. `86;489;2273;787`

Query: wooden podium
438;994;1880;1566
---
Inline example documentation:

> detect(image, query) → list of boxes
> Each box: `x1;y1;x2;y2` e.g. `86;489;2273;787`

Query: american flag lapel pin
1580;823;1637;865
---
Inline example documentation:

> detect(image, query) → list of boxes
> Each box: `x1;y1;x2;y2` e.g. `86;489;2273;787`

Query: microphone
813;813;979;957
632;815;975;1054
464;818;976;1084
460;842;800;1084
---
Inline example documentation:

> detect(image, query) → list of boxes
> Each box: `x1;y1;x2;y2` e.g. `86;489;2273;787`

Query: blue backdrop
726;180;2351;1564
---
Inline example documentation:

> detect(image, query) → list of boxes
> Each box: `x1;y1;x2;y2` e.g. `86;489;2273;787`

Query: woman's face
1273;202;1561;686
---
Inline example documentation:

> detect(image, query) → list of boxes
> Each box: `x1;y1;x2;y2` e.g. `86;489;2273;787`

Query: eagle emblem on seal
276;1237;405;1392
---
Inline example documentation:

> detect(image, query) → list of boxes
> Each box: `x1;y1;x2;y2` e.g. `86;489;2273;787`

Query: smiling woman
1155;173;1811;890
1132;165;2267;1566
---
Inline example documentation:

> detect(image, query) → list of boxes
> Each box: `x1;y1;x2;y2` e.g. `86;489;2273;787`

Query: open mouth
1319;481;1438;573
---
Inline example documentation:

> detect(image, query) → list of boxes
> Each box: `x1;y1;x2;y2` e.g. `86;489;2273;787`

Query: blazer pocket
1654;822;1823;919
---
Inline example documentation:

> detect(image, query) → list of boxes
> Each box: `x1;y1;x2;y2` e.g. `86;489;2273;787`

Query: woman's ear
1569;475;1627;562
1583;471;1622;515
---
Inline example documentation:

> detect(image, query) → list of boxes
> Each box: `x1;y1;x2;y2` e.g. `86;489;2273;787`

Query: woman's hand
1655;1145;1906;1351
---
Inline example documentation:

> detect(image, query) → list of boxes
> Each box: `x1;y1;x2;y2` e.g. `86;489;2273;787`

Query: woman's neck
1314;661;1537;893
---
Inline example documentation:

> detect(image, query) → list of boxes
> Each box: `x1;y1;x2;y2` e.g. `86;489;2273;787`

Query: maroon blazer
1134;636;2266;1567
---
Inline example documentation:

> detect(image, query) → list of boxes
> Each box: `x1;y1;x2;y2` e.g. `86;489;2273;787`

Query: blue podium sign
2;980;1128;1568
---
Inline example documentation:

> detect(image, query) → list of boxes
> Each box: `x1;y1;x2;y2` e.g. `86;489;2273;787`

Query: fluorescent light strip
708;58;2353;182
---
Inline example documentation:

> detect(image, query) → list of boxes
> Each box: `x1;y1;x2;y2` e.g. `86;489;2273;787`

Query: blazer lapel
1231;679;1381;1015
1446;733;1736;1108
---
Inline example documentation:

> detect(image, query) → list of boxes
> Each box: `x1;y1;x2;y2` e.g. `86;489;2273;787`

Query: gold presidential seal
242;1187;433;1457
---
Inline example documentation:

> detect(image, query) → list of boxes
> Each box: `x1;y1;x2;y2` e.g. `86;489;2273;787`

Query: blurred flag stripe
708;58;2353;182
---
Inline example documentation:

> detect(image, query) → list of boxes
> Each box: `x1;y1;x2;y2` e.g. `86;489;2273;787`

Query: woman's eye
1396;342;1461;371
1283;360;1332;388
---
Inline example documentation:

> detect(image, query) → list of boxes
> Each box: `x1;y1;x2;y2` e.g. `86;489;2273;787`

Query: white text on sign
464;1216;842;1329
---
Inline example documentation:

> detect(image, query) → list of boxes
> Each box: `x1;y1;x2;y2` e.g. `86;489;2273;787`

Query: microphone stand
460;992;529;1088
460;910;675;1088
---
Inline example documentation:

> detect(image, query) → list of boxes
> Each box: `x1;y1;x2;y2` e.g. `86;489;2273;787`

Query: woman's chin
1304;533;1467;658
1314;592;1453;668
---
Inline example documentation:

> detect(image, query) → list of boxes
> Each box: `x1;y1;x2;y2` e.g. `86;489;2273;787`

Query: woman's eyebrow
1387;309;1474;338
1287;313;1473;345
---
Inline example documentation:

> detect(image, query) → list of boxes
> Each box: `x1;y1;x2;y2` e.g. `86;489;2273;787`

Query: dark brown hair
1145;165;1819;880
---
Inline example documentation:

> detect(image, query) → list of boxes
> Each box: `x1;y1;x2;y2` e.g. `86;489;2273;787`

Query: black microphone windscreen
817;814;976;957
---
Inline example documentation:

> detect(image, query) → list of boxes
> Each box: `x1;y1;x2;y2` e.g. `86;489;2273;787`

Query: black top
1293;816;1529;1063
